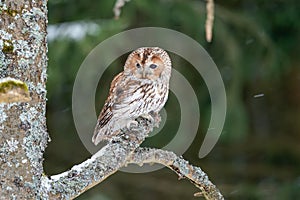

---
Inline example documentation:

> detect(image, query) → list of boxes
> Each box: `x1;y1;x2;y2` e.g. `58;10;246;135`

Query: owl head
124;47;172;82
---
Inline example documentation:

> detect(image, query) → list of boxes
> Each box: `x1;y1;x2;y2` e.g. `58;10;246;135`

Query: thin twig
113;0;131;19
205;0;215;42
128;148;224;200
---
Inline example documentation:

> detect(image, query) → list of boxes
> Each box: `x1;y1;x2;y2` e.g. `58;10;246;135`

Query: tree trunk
0;0;48;198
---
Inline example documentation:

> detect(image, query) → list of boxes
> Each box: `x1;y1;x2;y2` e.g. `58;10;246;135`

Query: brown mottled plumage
92;47;172;145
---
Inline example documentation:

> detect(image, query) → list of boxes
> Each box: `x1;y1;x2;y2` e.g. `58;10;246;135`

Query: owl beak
141;67;151;78
142;70;146;78
142;68;148;78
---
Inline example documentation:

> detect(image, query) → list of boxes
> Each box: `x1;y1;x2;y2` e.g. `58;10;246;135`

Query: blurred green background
44;0;300;199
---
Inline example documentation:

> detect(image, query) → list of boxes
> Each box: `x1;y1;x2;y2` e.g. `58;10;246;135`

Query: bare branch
40;113;224;199
205;0;215;42
113;0;131;19
40;117;159;199
128;148;224;200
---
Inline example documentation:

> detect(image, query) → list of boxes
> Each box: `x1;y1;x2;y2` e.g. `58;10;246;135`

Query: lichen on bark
0;0;48;198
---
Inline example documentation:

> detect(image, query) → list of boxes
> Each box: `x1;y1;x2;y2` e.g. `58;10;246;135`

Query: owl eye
149;64;157;69
136;63;141;68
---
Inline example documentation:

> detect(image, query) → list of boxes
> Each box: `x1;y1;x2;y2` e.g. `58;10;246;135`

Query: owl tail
92;133;99;146
92;118;132;145
92;124;109;145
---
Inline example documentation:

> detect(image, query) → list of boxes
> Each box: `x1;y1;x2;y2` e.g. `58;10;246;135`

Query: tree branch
128;147;224;200
205;0;215;42
40;116;159;199
113;0;131;19
40;114;224;199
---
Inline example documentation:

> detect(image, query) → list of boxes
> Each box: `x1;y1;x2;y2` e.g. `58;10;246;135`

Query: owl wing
92;72;150;144
95;72;122;129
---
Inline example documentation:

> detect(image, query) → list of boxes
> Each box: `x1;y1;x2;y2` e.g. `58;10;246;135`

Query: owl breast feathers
92;47;172;145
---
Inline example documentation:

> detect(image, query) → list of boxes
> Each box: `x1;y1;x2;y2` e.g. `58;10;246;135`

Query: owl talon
150;111;161;122
141;113;154;122
126;120;138;129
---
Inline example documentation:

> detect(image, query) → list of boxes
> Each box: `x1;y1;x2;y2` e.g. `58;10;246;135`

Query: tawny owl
92;47;172;145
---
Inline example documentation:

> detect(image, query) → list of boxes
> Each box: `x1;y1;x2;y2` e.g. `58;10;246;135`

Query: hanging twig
205;0;215;42
113;0;131;19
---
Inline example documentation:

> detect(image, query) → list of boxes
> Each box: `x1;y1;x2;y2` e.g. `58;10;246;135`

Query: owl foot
126;120;138;129
150;111;161;123
141;112;161;127
141;113;154;122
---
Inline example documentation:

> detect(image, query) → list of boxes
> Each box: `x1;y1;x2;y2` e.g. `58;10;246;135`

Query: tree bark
0;0;48;198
